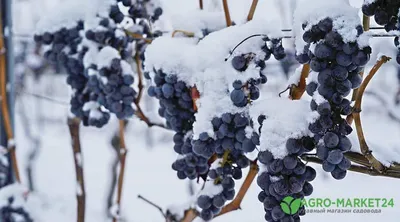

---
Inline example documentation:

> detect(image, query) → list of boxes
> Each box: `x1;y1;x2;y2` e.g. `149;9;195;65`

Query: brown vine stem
171;30;195;38
199;0;203;10
222;0;232;27
191;86;200;111
113;120;128;222
125;31;152;43
353;55;391;172
137;195;166;218
350;15;370;103
246;0;259;21
0;16;21;183
135;53;144;103
301;155;400;179
132;63;166;129
289;64;310;100
215;160;259;217
134;103;166;128
181;209;198;222
67;118;86;222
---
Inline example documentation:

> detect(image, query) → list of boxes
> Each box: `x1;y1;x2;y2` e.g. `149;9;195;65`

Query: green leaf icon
290;199;302;214
280;201;291;215
280;196;302;215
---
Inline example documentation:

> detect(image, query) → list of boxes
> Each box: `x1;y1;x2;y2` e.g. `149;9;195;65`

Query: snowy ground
11;0;400;222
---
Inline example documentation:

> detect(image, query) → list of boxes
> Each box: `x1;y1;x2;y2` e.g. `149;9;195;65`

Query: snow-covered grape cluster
147;70;196;132
361;0;400;64
33;21;105;126
34;0;163;127
256;116;316;222
146;69;201;179
297;16;370;179
120;0;163;60
230;37;285;107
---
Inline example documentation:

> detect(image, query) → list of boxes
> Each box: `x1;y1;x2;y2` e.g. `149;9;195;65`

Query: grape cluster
230;37;285;107
34;0;164;127
148;70;196;132
33;21;108;127
147;70;201;179
298;17;369;179
118;0;164;60
171;132;210;180
362;0;400;32
197;151;250;220
193;113;259;157
120;0;163;22
194;113;259;220
79;6;139;124
84;48;137;119
362;0;400;64
256;116;316;222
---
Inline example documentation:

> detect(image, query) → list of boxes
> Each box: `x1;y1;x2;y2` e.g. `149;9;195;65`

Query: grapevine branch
171;30;195;38
107;120;129;216
191;86;200;111
351;15;370;102
0;16;21;183
215;160;259;217
113;120;128;222
222;0;232;27
67;118;86;222
125;31;153;43
301;155;400;179
352;55;391;172
137;195;167;218
289;64;310;100
132;54;166;129
134;103;166;128
135;53;144;103
246;0;259;21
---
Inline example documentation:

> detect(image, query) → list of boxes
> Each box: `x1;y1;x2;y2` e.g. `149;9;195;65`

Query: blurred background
4;0;400;221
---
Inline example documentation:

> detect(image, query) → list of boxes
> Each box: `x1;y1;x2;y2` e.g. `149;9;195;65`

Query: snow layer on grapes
251;97;319;159
145;18;282;138
288;65;303;86
35;0;112;33
168;9;226;37
294;0;367;54
0;184;27;209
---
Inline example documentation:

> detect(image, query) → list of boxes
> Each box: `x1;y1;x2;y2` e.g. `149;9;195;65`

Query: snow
7;139;16;148
35;0;112;33
251;96;319;159
75;153;82;167
0;184;27;208
109;204;120;218
168;9;226;37
96;47;121;69
363;0;377;5
76;182;83;196
288;65;303;86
